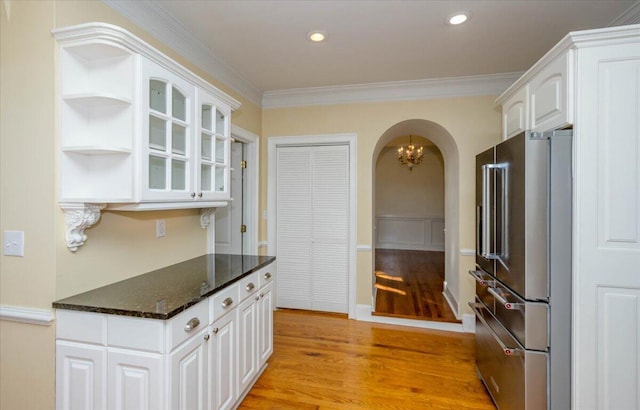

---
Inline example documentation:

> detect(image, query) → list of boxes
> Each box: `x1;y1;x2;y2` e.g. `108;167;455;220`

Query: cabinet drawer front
258;262;276;288
57;310;107;345
238;271;259;302
108;316;164;353
167;300;209;351
211;282;240;322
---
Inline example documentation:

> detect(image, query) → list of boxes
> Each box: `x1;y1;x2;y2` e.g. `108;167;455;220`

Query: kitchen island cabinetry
54;254;275;410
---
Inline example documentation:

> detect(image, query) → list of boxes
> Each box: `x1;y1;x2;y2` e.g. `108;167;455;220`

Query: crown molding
101;0;263;106
610;1;640;26
262;73;522;109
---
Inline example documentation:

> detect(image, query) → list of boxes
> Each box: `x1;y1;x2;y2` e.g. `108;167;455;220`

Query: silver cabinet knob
221;297;233;308
212;327;219;334
190;192;196;198
264;272;272;280
198;192;203;198
184;317;200;332
204;334;210;341
260;292;264;298
255;295;260;301
246;283;255;292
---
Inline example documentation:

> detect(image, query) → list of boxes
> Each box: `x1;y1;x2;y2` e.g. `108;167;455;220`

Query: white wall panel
375;216;445;251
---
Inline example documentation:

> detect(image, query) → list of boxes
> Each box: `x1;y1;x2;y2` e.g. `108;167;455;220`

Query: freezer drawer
490;281;549;352
471;301;547;410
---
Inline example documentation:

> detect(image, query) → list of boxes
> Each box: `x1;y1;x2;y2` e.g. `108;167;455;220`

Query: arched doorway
372;119;460;323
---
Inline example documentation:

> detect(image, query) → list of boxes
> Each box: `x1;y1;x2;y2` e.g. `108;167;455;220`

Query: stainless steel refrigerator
469;130;572;410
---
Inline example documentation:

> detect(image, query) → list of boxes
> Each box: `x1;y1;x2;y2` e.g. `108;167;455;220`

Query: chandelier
396;135;424;171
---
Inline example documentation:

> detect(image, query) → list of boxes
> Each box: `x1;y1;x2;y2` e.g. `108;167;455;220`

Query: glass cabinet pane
149;156;166;189
215;108;225;134
149;116;167;151
201;165;212;191
201;134;212;160
172;123;186;155
149;80;167;113
171;159;186;190
215;138;225;163
215;167;225;192
172;87;186;121
201;105;212;131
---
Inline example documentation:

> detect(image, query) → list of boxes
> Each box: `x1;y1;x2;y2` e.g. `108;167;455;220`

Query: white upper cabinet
53;23;240;250
498;48;572;139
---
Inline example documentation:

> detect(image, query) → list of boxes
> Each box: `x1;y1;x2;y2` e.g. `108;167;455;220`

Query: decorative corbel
61;203;106;252
200;208;216;228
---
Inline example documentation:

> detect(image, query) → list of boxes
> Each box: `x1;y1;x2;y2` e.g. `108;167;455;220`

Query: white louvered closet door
276;145;349;313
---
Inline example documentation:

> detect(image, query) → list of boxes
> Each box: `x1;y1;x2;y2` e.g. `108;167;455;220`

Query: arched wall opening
372;119;461;318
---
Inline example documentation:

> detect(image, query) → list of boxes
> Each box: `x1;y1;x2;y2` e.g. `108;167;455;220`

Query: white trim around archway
267;134;358;319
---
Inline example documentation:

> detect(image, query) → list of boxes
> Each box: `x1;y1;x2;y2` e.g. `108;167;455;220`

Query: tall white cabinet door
210;312;236;410
276;147;313;309
276;145;350;314
169;329;208;410
56;342;106;410
310;145;350;313
258;282;274;366
237;297;258;394
107;349;163;410
574;44;640;410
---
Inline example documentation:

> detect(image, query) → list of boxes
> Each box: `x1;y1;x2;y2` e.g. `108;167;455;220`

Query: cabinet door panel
502;85;528;140
141;58;195;201
210;312;236;410
107;349;163;410
530;51;572;132
56;341;106;410
238;298;258;394
169;329;208;410
258;283;274;366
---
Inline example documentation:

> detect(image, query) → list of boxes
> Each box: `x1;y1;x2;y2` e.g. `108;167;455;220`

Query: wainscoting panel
375;216;445;251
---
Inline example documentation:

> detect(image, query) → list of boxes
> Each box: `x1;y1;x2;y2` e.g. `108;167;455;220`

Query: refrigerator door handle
469;302;524;356
481;164;492;258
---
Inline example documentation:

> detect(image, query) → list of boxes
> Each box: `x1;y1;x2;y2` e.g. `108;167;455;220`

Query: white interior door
276;145;349;314
215;142;244;254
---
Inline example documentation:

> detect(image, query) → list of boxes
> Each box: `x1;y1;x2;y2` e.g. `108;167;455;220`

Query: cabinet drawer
166;300;209;351
210;282;240;322
258;262;275;288
238;272;259;302
56;310;106;345
108;315;164;353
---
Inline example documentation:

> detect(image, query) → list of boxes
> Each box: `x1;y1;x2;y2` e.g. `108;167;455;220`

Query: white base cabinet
55;261;275;410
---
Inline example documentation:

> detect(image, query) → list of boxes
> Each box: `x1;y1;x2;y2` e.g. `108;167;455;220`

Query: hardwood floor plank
374;249;458;322
240;310;494;409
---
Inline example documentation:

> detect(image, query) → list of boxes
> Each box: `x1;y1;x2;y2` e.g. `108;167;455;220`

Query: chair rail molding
0;305;55;326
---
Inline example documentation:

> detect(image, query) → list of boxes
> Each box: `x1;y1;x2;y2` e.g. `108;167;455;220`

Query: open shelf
63;93;132;107
62;145;132;155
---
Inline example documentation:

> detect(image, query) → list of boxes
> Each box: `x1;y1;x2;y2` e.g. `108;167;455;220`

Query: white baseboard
0;305;55;326
462;314;476;333
355;304;464;333
442;282;460;319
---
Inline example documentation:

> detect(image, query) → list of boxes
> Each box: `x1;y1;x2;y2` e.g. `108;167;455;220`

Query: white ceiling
106;0;639;104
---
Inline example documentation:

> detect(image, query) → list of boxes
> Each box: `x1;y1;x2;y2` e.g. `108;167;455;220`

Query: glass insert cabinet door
198;90;230;200
142;60;196;201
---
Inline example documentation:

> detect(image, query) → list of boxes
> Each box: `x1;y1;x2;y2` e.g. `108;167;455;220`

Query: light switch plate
4;230;24;256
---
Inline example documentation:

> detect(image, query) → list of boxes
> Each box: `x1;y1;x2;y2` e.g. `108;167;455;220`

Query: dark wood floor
240;309;494;409
374;249;459;323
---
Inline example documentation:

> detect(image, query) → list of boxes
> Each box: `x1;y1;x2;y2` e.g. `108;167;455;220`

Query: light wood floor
374;249;458;322
240;309;494;409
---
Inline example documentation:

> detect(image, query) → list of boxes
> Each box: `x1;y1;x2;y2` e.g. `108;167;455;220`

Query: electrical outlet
4;230;24;256
156;220;166;238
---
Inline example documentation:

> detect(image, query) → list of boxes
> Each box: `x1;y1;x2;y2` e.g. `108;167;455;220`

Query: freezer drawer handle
468;270;496;287
469;302;523;357
487;287;523;310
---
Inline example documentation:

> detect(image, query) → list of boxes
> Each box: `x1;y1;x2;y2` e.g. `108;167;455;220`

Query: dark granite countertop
53;254;275;320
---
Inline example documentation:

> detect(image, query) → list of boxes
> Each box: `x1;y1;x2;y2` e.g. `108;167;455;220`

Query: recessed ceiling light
448;12;471;25
307;31;326;42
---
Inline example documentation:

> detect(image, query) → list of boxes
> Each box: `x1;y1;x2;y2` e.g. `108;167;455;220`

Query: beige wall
376;137;444;218
261;97;501;311
0;1;262;409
